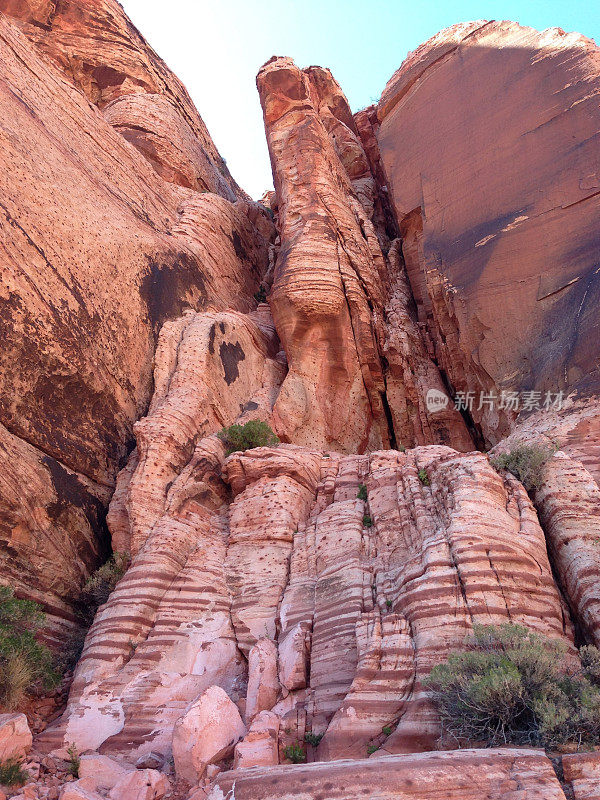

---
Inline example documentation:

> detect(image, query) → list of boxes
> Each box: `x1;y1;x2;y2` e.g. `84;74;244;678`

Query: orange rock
562;751;600;800
377;21;600;447
0;713;32;761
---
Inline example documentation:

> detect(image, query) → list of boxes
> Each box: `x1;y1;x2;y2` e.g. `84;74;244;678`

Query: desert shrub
66;744;80;778
427;624;600;749
382;726;393;736
357;484;368;501
0;757;29;787
418;468;430;486
385;599;393;610
77;552;130;627
217;420;279;456
491;443;556;492
284;742;305;763
254;285;267;303
367;744;379;755
363;514;373;528
0;586;58;710
304;732;323;747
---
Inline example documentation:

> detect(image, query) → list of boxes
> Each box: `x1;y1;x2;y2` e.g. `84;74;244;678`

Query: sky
121;0;600;199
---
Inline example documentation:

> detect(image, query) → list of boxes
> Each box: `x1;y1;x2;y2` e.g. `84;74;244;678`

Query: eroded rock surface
211;748;568;800
0;8;273;628
377;21;600;447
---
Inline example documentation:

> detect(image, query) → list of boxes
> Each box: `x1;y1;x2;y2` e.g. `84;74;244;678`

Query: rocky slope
1;5;600;800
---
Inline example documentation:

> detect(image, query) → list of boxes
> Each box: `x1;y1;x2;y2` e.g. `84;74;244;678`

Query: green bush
491;443;556;492
284;742;306;763
66;744;80;778
427;624;600;749
385;599;393;610
77;552;130;627
367;744;379;755
0;757;29;787
0;586;58;710
304;731;323;747
363;514;373;528
418;468;430;486
382;726;393;736
217;420;279;456
357;484;368;501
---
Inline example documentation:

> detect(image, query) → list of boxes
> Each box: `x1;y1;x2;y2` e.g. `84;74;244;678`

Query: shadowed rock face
377;20;600;447
0;9;274;630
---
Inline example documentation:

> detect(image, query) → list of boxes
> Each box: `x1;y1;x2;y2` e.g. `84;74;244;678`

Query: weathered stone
563;751;600;800
234;711;280;770
78;754;133;792
377;21;600;448
246;639;279;722
0;713;32;761
212;748;567;799
172;686;246;783
108;769;170;800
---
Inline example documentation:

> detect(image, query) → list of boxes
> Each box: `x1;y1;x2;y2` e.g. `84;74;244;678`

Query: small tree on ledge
218;420;279;456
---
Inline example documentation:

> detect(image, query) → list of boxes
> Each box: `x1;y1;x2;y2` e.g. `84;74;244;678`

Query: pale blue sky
121;0;600;198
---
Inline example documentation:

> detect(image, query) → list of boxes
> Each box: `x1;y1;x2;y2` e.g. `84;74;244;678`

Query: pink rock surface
234;711;280;770
172;686;246;783
108;769;170;800
0;713;32;760
211;748;567;799
245;639;280;722
78;754;133;792
563;752;600;800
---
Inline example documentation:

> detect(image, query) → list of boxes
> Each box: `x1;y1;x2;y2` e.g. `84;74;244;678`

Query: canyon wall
0;1;274;635
0;6;600;800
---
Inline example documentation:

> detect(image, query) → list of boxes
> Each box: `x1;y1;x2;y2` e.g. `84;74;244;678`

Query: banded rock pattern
256;56;471;454
211;748;569;800
45;443;572;764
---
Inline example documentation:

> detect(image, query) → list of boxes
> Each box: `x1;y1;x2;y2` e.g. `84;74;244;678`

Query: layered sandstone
0;9;273;628
256;56;471;454
377;21;600;448
43;442;572;764
211;748;568;800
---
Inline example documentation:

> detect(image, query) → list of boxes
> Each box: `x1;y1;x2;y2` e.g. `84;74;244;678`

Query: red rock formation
43;443;572;762
211;748;569;800
0;9;273;628
256;56;472;454
563;752;600;800
0;0;242;198
377;21;600;448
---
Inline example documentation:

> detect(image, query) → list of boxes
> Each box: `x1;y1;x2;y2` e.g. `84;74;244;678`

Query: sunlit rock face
256;56;472;455
377;21;600;449
2;4;600;800
41;442;572;762
0;4;274;633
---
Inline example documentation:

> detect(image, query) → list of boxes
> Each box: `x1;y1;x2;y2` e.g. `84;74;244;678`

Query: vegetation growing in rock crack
490;442;557;492
76;551;131;628
0;757;29;787
66;744;80;778
427;623;600;749
284;742;306;763
363;514;373;528
418;468;430;486
218;420;280;456
304;731;324;747
367;744;379;755
253;285;267;303
382;726;393;736
0;586;58;711
357;483;368;501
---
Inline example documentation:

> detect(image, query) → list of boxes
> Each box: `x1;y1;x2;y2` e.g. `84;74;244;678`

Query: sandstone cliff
0;6;600;800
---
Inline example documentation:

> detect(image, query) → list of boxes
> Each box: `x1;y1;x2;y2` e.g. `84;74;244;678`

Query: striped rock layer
41;442;573;763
